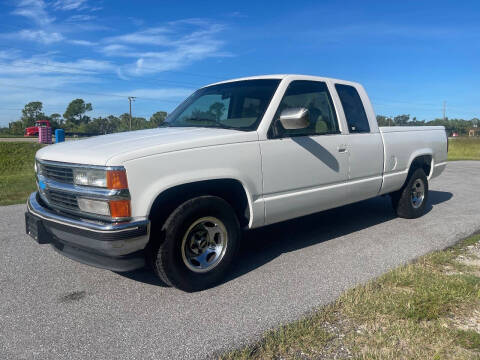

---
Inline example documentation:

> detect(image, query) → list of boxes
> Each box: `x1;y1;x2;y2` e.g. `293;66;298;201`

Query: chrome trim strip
37;158;125;171
38;175;130;199
37;189;131;223
27;192;148;233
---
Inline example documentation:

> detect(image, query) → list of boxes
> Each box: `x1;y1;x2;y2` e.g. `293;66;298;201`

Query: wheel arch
147;178;253;231
406;151;433;181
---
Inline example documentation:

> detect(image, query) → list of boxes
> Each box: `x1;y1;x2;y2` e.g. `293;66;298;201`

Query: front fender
123;142;264;228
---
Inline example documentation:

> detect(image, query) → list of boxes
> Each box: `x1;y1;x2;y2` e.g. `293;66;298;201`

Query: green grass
0;142;42;205
221;234;480;360
448;137;480;161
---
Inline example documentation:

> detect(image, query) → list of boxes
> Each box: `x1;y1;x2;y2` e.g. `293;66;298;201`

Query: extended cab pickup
25;75;448;291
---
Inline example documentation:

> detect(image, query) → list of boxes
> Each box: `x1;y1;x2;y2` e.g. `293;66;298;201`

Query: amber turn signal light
107;170;128;189
109;199;131;218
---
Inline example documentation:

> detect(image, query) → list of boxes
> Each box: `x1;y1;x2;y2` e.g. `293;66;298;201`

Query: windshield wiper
183;117;234;129
185;117;217;123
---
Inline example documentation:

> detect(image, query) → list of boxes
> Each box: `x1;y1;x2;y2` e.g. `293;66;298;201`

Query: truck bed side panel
379;126;448;195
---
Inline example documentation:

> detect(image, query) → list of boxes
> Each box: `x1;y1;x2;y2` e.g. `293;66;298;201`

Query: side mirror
279;108;310;130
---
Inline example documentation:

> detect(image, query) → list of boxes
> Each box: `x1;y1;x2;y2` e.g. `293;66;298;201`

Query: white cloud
70;39;97;46
0;74;99;88
0;14;228;124
14;29;64;44
66;14;96;22
11;0;54;25
106;27;172;46
52;0;88;11
122;42;229;76
0;50;22;60
99;44;132;56
105;21;225;47
0;55;116;76
101;20;230;76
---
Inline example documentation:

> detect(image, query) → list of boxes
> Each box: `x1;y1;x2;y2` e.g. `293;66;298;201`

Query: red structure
24;120;51;137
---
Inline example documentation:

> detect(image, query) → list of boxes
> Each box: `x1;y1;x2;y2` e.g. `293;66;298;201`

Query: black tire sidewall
155;196;240;291
395;168;429;218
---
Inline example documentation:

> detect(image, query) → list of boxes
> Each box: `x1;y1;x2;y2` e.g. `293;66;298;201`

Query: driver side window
270;80;339;138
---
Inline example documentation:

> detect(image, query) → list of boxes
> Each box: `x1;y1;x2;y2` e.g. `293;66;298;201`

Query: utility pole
443;100;446;121
128;96;136;131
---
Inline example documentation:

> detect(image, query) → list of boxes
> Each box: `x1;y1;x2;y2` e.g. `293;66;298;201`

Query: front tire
151;196;240;292
391;168;429;219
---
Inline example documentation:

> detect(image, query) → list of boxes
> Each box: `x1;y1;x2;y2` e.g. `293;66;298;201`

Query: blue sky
0;0;478;126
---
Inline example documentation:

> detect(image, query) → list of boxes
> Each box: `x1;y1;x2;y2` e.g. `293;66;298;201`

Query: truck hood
36;127;259;166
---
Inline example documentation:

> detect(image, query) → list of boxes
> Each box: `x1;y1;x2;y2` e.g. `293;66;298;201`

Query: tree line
0;99;167;136
1;100;478;136
376;115;479;135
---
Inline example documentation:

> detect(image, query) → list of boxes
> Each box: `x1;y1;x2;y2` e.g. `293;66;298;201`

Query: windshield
165;79;281;131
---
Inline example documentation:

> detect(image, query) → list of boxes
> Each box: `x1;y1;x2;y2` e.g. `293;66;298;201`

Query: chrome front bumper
26;192;150;272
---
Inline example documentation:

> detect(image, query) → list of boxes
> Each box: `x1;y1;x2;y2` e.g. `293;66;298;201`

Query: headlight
72;168;128;189
73;168;107;187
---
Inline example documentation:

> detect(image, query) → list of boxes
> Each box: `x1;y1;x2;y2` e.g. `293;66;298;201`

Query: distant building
468;128;480;137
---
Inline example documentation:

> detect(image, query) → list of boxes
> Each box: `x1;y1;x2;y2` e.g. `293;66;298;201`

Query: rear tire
150;196;240;292
391;168;429;219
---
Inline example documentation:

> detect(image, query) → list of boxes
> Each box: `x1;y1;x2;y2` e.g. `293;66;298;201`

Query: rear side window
335;84;370;133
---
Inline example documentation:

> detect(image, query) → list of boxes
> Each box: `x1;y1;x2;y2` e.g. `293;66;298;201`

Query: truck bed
379;126;448;195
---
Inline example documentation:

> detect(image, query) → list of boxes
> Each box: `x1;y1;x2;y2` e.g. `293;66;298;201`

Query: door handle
337;145;347;153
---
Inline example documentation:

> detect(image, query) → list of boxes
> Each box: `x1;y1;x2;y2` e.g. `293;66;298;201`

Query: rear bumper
25;192;150;272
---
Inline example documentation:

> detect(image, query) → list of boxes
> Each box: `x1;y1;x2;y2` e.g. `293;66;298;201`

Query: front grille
41;164;74;184
46;189;79;211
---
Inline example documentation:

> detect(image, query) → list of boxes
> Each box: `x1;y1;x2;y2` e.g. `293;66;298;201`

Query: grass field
221;233;480;360
448;137;480;161
0;142;42;206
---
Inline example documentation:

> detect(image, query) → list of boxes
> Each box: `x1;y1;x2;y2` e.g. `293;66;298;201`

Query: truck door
260;80;350;225
334;83;384;202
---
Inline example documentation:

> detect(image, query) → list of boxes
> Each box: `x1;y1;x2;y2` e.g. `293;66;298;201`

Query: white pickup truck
26;75;448;291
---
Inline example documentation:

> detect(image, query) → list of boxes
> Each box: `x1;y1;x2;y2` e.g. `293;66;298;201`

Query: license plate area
25;212;51;244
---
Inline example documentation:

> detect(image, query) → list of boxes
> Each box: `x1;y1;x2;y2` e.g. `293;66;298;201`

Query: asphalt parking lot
1;161;479;360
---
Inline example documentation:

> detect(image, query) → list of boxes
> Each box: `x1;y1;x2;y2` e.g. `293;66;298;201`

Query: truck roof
207;74;361;88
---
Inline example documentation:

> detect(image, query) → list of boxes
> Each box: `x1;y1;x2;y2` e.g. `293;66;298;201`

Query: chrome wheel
181;217;228;273
410;178;425;209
